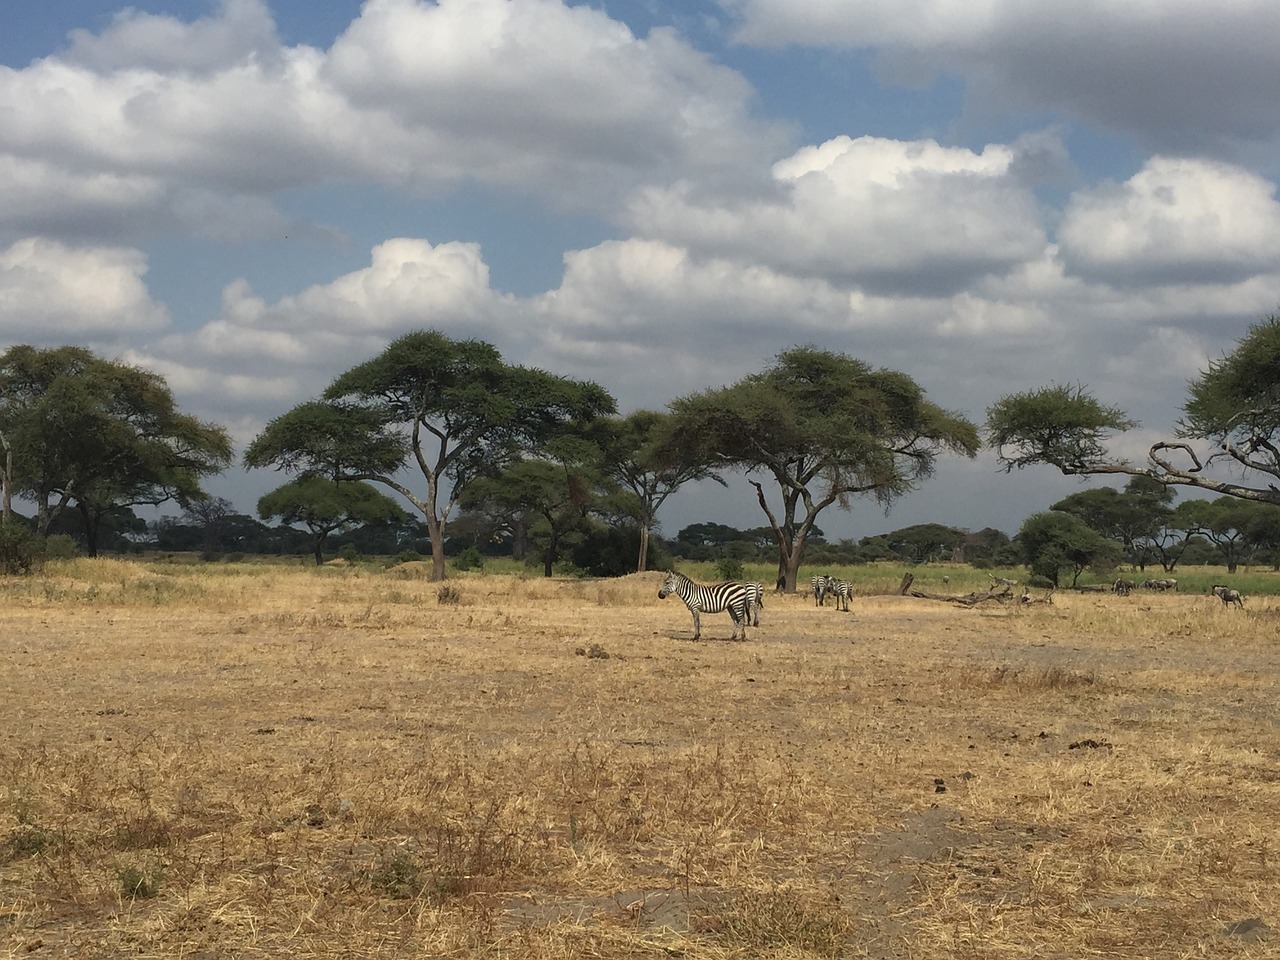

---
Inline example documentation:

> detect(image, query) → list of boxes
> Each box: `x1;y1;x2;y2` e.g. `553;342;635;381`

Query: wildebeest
1211;584;1244;608
1113;578;1136;596
1142;578;1178;591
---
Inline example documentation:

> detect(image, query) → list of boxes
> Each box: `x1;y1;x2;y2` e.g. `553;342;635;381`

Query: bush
394;548;424;564
453;546;485;572
337;543;361;563
0;521;43;575
44;534;79;560
715;557;745;581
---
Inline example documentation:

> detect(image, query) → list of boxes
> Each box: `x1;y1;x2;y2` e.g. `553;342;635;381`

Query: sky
4;0;1280;544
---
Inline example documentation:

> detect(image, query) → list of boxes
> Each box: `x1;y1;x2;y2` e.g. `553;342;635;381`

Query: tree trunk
79;504;101;558
636;525;650;573
426;515;447;580
313;532;325;566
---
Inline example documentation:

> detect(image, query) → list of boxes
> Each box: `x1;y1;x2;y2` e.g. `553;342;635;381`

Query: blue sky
4;0;1280;543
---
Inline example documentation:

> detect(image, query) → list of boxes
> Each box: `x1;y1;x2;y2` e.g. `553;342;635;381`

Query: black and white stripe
659;571;751;641
826;578;853;612
811;574;832;606
744;581;764;626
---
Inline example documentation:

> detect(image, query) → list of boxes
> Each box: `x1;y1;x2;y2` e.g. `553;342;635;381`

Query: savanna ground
1;558;1278;959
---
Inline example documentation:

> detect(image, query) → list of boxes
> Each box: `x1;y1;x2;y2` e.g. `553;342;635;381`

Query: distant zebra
1212;584;1244;609
1112;578;1135;596
811;574;832;606
826;578;853;612
744;581;765;626
658;571;751;641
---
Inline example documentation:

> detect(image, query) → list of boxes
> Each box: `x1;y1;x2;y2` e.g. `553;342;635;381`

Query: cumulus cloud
0;238;169;340
0;0;785;245
629;134;1047;294
723;0;1280;154
1058;157;1280;285
139;237;518;419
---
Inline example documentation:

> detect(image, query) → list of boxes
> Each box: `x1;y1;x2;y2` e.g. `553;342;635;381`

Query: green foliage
43;533;79;559
1182;315;1280;443
453;546;485;571
986;384;1137;472
669;346;978;588
0;345;231;550
0;521;43;575
715;556;745;581
336;542;361;563
1018;511;1122;586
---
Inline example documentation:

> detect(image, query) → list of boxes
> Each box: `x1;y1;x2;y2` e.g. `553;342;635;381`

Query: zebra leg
691;609;701;641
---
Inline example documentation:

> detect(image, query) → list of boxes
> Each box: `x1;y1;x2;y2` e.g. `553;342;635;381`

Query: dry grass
1;560;1279;958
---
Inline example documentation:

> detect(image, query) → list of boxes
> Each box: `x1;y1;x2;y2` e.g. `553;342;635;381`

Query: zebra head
658;571;679;599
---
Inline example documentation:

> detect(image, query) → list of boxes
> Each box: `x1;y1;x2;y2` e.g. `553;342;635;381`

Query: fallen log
907;583;1013;606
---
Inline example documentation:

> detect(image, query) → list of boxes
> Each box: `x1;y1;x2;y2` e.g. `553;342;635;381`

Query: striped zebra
811;574;832;606
744;581;765;626
658;571;751;641
826;578;853;612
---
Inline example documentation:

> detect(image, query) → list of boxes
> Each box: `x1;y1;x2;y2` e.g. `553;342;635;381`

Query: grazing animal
811;574;833;606
658;571;751;641
1143;578;1178;591
1212;584;1244;608
826;578;853;612
744;581;765;626
1112;578;1135;596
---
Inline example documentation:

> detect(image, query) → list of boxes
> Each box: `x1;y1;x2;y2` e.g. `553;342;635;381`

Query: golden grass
1;561;1279;958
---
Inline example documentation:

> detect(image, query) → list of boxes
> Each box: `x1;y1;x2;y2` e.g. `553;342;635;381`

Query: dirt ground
1;562;1278;958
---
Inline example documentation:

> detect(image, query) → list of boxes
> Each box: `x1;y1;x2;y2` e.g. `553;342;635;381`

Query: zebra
826;578;853;612
658;571;751;641
1211;584;1244;608
811;574;832;606
744;581;765;626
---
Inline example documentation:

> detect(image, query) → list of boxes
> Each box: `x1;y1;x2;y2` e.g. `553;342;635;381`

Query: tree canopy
0;344;232;552
987;316;1280;504
669;346;980;590
244;330;615;580
258;477;406;565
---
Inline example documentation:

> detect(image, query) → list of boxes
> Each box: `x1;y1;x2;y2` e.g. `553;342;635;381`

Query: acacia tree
244;331;615;581
1018;511;1122;587
258;477;406;565
1050;476;1174;570
988;316;1280;505
669;346;980;591
459;454;598;577
0;345;232;549
590;410;723;572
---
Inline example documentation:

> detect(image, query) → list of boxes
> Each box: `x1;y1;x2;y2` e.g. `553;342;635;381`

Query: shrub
44;534;79;560
0;521;43;575
395;548;424;564
337;543;361;563
453;546;485;572
437;584;461;605
715;557;745;581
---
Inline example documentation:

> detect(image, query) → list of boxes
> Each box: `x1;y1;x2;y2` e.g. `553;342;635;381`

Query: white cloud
0;238;169;340
629;135;1047;293
0;0;785;244
1059;157;1280;284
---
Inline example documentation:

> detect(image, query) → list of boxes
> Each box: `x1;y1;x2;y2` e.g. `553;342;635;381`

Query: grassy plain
1;558;1278;958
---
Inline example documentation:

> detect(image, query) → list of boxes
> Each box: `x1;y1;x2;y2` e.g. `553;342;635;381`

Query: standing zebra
744;581;765;626
826;578;853;612
658;571;751;641
811;574;832;606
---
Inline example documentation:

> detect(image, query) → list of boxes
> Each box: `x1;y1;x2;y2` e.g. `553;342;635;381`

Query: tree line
5;315;1280;585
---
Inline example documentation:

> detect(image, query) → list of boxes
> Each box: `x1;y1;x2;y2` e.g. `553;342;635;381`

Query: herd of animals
657;569;1249;642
